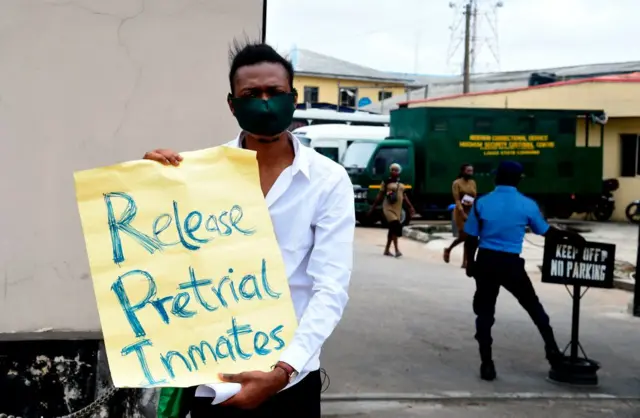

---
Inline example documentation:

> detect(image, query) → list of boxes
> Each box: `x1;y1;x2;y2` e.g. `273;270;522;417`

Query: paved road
320;228;640;399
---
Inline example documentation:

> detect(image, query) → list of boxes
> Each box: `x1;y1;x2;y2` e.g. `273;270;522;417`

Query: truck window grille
522;162;536;177
558;118;576;135
474;163;492;175
517;116;536;134
431;118;448;132
474;117;493;132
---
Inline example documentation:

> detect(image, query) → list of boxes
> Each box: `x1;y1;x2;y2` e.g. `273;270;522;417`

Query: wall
294;75;406;110
599;118;640;221
0;0;264;337
1;339;158;417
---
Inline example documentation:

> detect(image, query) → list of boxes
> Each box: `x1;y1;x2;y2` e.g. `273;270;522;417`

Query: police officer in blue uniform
463;161;585;381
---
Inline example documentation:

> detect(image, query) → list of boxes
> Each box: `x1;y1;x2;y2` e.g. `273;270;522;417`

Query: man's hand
219;369;289;410
566;230;587;260
143;149;183;166
566;230;587;248
465;260;476;278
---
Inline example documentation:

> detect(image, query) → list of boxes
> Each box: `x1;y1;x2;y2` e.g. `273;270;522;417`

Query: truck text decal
459;134;555;156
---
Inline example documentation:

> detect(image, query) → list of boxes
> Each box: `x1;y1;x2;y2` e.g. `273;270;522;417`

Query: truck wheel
553;206;574;220
593;204;614;222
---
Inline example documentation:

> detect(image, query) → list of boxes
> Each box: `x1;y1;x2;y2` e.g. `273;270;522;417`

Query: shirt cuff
278;343;310;373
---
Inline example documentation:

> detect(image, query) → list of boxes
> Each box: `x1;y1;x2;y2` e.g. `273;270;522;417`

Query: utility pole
470;0;479;73
462;2;472;93
447;1;504;88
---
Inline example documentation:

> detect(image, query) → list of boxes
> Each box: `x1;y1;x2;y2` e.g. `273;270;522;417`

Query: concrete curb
322;392;640;402
402;226;432;243
614;278;634;292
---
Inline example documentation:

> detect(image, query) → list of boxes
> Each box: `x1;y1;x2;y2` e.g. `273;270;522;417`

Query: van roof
293;109;390;122
292;124;389;140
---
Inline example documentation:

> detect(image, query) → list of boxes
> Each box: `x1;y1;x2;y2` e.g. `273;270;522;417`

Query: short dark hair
457;163;472;179
228;40;295;94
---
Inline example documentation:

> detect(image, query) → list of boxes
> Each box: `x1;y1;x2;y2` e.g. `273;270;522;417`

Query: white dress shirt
196;132;354;399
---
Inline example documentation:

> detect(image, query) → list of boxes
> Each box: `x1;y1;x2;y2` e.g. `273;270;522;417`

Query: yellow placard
74;146;297;388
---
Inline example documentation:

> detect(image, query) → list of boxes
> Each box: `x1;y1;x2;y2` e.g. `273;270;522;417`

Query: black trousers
473;249;557;359
189;370;322;418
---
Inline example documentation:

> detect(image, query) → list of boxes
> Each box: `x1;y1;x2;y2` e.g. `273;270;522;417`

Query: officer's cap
492;161;524;177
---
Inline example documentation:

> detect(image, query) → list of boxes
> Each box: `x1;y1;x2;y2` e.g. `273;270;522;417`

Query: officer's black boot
541;330;567;369
479;346;496;381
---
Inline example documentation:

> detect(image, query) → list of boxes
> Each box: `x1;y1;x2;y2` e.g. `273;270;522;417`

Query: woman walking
369;163;415;257
443;163;477;268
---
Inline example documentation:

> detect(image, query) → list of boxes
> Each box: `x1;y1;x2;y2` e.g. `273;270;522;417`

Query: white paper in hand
194;382;242;405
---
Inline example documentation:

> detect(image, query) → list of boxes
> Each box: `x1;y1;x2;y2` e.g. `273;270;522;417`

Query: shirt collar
228;131;311;180
494;185;518;192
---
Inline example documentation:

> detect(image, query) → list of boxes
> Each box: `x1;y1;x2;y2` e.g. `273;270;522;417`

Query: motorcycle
626;200;640;224
591;178;618;222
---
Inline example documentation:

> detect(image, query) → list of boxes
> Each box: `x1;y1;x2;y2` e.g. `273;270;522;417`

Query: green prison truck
350;106;607;226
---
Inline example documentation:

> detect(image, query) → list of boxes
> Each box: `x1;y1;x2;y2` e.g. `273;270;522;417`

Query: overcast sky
267;0;640;75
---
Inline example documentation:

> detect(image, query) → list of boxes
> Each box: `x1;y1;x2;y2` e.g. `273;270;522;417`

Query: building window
378;91;392;101
620;134;640;177
303;86;319;104
339;87;358;108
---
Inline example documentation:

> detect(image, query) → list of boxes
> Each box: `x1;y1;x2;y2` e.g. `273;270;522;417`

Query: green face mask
228;91;296;138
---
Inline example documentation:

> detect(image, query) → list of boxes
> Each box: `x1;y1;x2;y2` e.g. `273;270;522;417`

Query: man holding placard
143;43;354;417
463;161;586;382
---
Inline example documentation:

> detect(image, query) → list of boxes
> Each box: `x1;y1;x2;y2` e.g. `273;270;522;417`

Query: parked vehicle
626;200;640;224
289;108;389;131
351;106;608;225
588;179;619;221
292;124;388;163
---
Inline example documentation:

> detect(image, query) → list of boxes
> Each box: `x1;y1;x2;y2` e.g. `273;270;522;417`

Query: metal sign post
541;239;616;386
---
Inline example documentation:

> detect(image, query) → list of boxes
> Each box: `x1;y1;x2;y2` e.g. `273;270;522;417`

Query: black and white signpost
541;238;616;386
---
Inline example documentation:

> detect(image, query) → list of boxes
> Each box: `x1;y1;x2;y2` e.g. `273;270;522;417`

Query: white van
292;124;389;163
290;108;390;131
